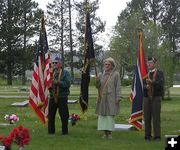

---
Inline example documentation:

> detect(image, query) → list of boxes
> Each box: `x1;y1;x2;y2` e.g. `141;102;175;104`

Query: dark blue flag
79;11;95;113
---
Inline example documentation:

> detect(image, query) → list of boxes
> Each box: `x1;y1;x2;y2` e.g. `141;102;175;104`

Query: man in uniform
143;56;164;141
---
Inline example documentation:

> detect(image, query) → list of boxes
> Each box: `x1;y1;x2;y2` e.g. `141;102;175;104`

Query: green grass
0;86;180;150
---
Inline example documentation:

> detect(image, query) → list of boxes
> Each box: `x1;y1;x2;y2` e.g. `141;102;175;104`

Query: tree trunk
61;0;64;68
22;67;26;85
7;0;13;85
7;63;12;85
69;0;74;82
22;5;27;85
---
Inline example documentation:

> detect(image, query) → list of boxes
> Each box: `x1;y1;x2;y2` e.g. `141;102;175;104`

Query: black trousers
48;96;69;134
143;96;161;138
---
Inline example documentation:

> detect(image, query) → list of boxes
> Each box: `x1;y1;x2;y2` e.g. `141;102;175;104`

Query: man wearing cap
143;56;164;141
48;57;71;135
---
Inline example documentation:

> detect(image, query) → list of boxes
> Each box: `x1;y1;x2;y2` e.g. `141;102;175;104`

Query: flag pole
84;0;88;58
84;0;98;76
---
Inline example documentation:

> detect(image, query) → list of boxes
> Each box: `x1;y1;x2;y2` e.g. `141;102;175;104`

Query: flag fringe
29;100;47;124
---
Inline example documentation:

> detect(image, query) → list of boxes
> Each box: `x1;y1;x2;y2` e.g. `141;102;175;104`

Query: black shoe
62;132;68;135
145;136;152;141
153;137;161;141
48;132;55;135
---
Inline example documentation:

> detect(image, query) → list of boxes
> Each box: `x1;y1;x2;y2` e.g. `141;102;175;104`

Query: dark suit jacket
143;69;164;97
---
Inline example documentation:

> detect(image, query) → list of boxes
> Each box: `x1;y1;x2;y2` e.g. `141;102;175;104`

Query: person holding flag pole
143;56;164;141
48;56;71;135
95;57;121;139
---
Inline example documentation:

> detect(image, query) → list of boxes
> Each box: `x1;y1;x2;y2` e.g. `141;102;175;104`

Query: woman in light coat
95;57;121;139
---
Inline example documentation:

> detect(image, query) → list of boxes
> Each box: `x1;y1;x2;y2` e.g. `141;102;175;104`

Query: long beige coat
95;70;121;116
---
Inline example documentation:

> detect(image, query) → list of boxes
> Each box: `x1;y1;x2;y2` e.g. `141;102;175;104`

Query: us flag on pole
29;16;51;124
129;31;147;130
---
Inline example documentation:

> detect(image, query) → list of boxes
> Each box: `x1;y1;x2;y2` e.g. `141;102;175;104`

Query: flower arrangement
4;114;19;124
0;136;13;150
0;125;30;150
68;113;80;126
10;125;30;148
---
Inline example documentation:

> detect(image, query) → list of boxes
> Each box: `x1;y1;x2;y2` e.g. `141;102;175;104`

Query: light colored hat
104;57;116;68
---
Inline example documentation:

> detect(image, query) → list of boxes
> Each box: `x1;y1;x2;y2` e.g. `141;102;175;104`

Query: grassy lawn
0;85;180;150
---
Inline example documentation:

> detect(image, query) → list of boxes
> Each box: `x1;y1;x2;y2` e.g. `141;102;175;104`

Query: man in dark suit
143;56;164;141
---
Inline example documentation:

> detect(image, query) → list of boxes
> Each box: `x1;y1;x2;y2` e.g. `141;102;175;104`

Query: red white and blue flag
129;31;147;130
29;16;50;124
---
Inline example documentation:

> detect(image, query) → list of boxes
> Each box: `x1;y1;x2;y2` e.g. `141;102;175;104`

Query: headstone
11;100;77;106
68;100;78;104
0;145;5;150
114;124;134;131
11;100;28;107
0;123;15;126
173;85;180;87
19;87;29;91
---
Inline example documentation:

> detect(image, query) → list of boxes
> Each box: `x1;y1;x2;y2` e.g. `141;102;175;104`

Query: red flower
0;135;13;148
10;125;30;147
68;113;80;126
0;125;30;148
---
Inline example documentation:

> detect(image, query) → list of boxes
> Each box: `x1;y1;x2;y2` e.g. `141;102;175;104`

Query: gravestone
11;100;77;107
114;124;134;131
0;145;5;150
11;100;28;107
68;100;78;104
0;123;15;126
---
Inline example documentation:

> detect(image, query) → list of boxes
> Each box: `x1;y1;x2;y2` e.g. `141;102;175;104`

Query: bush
121;79;132;86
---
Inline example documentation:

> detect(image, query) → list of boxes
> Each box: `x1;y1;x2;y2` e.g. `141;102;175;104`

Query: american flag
129;31;147;130
29;16;50;124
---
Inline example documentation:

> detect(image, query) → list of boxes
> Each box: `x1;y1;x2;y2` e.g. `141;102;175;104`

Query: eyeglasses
52;62;58;64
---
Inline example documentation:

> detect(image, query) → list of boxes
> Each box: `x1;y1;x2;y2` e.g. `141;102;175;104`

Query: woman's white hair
104;57;116;68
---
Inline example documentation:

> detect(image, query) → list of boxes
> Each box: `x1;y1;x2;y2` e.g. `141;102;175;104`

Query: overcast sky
34;0;130;30
34;0;131;48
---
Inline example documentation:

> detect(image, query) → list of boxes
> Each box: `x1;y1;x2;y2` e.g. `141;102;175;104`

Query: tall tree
145;0;163;25
109;0;179;94
0;0;42;85
161;0;180;53
109;8;147;79
0;0;23;85
46;0;70;67
68;0;74;81
20;0;43;85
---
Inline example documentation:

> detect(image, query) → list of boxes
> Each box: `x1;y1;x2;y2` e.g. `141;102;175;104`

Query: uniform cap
148;56;157;63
